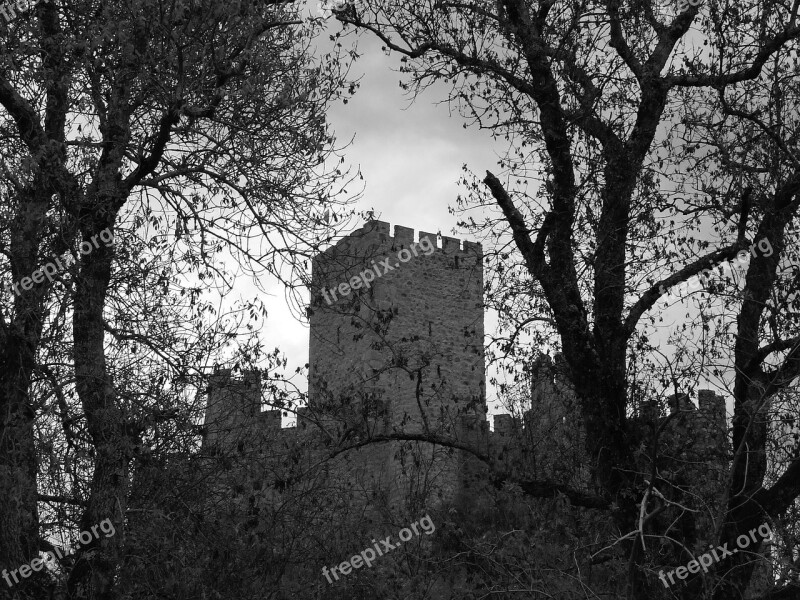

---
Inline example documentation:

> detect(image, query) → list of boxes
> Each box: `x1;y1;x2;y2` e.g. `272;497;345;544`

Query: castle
202;220;488;511
200;220;730;518
119;220;779;599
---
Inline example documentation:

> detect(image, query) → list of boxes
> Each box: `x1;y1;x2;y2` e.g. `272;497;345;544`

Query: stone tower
203;370;262;451
308;220;485;507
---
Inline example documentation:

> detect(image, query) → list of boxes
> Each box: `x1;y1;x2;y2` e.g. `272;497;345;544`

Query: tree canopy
333;1;800;598
0;1;356;598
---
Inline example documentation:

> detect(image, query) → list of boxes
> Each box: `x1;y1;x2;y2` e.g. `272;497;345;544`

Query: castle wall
202;369;262;452
308;220;484;425
199;222;740;579
308;220;485;507
176;216;785;600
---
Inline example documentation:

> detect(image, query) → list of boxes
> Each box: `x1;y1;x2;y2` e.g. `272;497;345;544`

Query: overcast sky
255;8;746;416
259;17;510;411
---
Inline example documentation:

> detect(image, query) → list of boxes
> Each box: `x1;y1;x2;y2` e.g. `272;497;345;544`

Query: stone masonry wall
200;221;739;561
308;220;485;507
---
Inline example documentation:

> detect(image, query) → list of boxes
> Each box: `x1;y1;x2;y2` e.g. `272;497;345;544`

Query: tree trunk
67;220;130;600
0;184;54;596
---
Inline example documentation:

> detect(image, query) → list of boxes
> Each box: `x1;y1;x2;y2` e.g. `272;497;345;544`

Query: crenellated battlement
481;351;729;489
202;222;731;522
209;368;261;391
315;220;482;263
486;388;727;439
202;369;325;457
203;359;730;504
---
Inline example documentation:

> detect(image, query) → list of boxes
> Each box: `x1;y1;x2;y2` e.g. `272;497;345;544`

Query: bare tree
331;1;800;598
0;0;357;597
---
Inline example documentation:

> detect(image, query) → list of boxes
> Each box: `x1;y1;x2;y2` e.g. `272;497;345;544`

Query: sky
259;14;509;412
253;4;786;417
254;8;720;416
